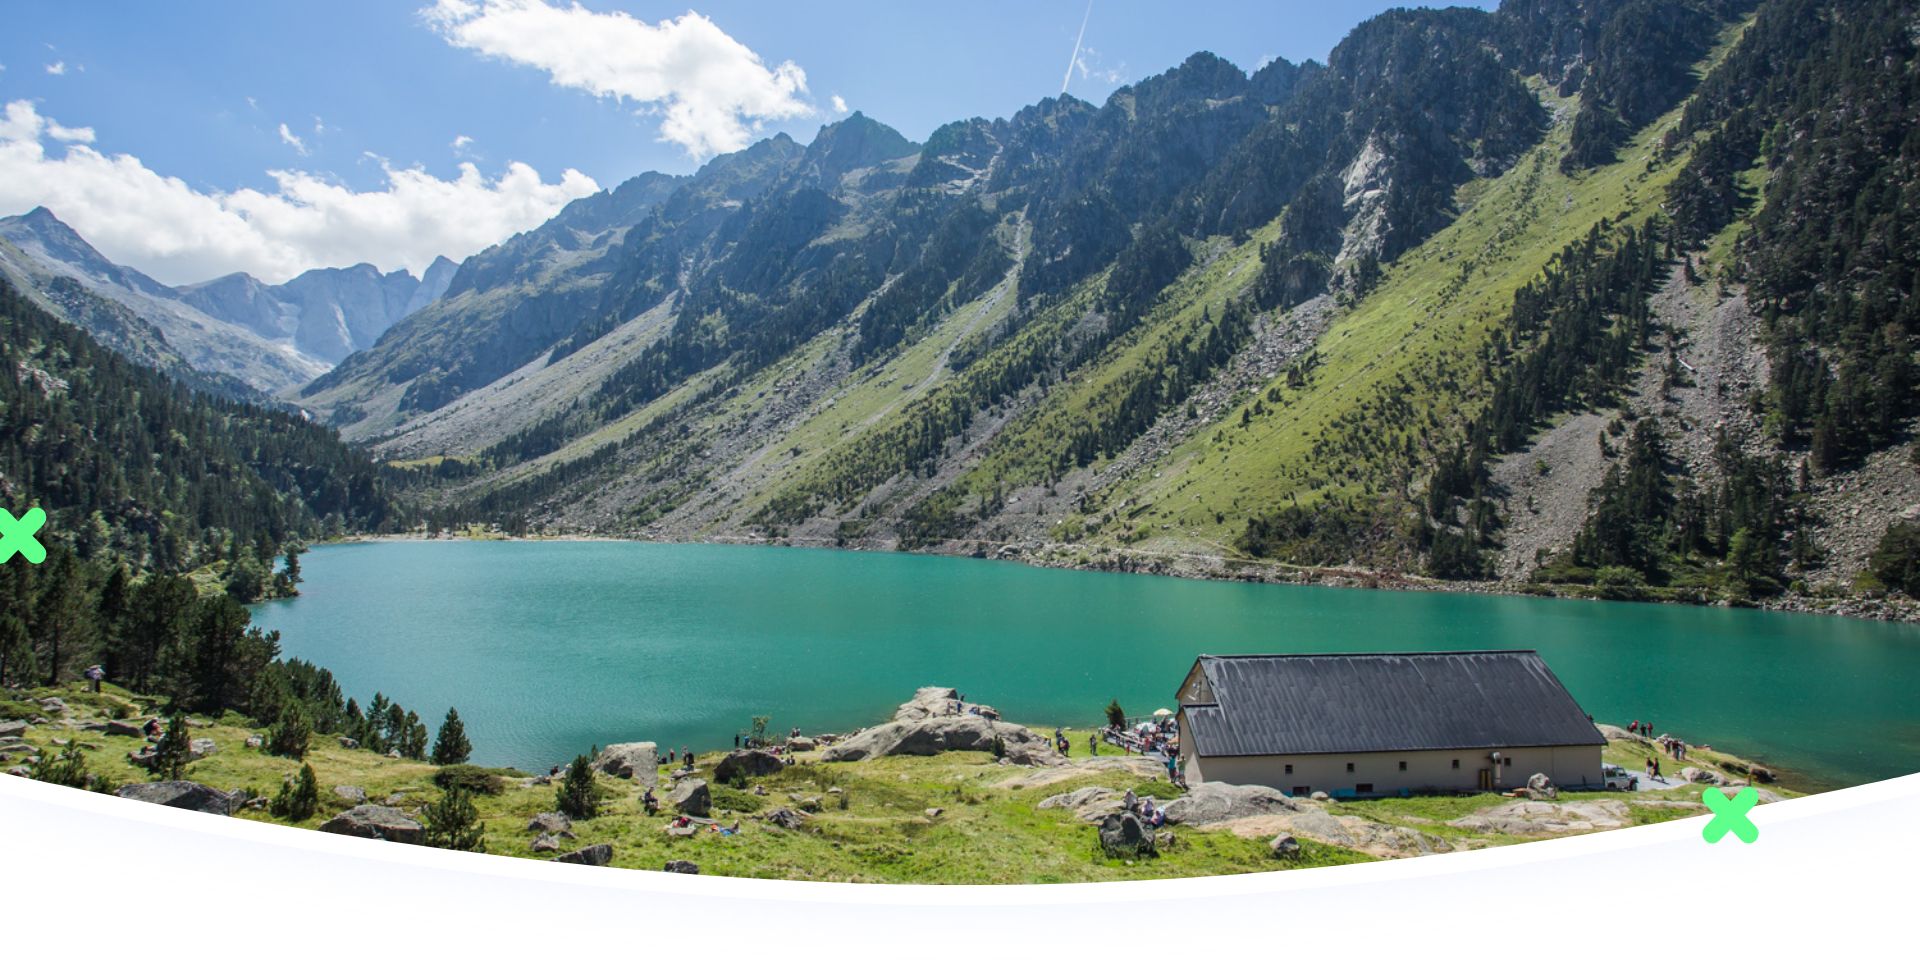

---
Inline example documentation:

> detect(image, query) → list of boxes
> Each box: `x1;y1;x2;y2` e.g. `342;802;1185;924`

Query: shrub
709;785;762;814
29;742;93;789
431;764;511;796
555;754;598;820
1104;699;1126;729
271;764;319;822
421;787;487;853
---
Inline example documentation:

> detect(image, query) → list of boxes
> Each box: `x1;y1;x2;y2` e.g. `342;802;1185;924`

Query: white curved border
2;772;1910;959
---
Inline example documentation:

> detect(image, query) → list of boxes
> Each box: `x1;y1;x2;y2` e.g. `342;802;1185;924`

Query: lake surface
252;540;1920;789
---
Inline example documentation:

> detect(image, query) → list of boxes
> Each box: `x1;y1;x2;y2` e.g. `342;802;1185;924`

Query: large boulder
103;720;146;738
527;812;573;834
188;738;218;761
761;808;807;830
1679;766;1722;786
1097;812;1156;858
787;736;816;752
663;860;700;874
1162;782;1296;825
333;785;368;804
668;779;711;817
530;834;563;853
552;844;614;866
1270;835;1302;859
115;781;239;816
821;717;1063;766
712;750;784;784
1597;724;1648;744
318;805;425;845
592;742;659;786
39;697;68;715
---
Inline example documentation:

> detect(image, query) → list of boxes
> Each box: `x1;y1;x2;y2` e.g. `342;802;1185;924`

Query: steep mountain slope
0;207;329;393
0;275;404;571
179;255;456;363
317;0;1913;609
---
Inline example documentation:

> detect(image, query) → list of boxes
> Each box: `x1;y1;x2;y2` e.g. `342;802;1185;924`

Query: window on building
1292;786;1309;797
1398;761;1407;771
1355;783;1374;794
1452;759;1460;769
1284;764;1293;775
1345;762;1354;773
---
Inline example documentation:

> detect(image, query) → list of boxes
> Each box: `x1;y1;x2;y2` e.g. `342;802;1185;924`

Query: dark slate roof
1181;651;1604;758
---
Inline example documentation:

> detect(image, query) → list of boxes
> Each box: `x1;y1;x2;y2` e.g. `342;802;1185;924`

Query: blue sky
0;1;1495;284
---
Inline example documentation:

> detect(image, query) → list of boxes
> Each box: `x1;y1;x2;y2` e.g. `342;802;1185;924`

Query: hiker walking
1088;733;1099;756
83;664;104;693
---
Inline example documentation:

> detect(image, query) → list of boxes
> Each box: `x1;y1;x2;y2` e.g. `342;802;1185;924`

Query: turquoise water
251;540;1920;789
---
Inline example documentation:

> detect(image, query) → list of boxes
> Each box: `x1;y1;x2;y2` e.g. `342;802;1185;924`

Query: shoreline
322;530;1920;625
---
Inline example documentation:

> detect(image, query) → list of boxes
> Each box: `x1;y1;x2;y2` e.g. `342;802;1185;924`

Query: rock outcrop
527;812;573;834
114;781;240;816
712;749;784;784
1162;782;1296;825
318;805;425;844
822;690;1063;767
552;844;613;866
1097;812;1156;858
1448;799;1636;836
663;859;700;874
1037;786;1126;822
592;742;659;786
669;779;712;817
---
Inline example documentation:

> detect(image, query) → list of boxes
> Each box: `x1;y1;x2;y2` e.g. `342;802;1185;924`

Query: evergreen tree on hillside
271;763;320;822
432;708;472;766
556;754;599;820
31;548;98;685
148;711;192;781
400;710;428;760
268;700;312;760
422;787;488;853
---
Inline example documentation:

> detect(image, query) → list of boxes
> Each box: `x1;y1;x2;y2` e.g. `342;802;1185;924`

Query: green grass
11;683;1798;882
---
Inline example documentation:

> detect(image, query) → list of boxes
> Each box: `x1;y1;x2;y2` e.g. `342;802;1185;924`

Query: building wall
1180;742;1603;796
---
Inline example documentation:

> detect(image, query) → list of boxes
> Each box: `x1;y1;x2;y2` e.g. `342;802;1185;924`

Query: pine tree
0;614;34;689
268;700;312;760
1105;699;1126;729
432;707;472;766
555;754;598;820
271;763;319;822
401;710;428;760
422;786;487;852
32;548;98;685
148;711;192;781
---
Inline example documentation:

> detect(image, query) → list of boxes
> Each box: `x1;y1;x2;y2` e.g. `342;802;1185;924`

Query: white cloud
452;134;474;151
46;122;94;143
278;122;308;155
45;61;66;76
1073;46;1126;86
830;94;848;114
0;99;598;285
424;0;813;159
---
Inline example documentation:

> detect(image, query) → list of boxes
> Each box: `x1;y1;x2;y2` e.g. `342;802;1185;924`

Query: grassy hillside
8;681;1790;883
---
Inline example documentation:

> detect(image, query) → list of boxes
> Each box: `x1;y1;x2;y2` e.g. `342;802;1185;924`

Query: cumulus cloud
278;122;308;155
830;94;848;114
0;99;598;285
451;134;474;153
45;61;66;76
424;0;813;159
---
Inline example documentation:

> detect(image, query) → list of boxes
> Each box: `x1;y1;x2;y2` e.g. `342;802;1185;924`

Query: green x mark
1701;786;1760;844
0;508;48;565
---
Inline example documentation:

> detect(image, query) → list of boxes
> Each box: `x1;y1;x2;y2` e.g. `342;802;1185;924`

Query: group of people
1660;736;1690;761
1628;717;1694;781
1103;717;1179;758
1627;719;1655;738
1122;788;1168;829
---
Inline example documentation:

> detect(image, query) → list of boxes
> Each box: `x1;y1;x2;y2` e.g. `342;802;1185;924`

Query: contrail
1061;0;1093;94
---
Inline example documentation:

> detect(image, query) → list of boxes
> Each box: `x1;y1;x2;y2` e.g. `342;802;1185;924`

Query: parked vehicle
1602;763;1639;791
